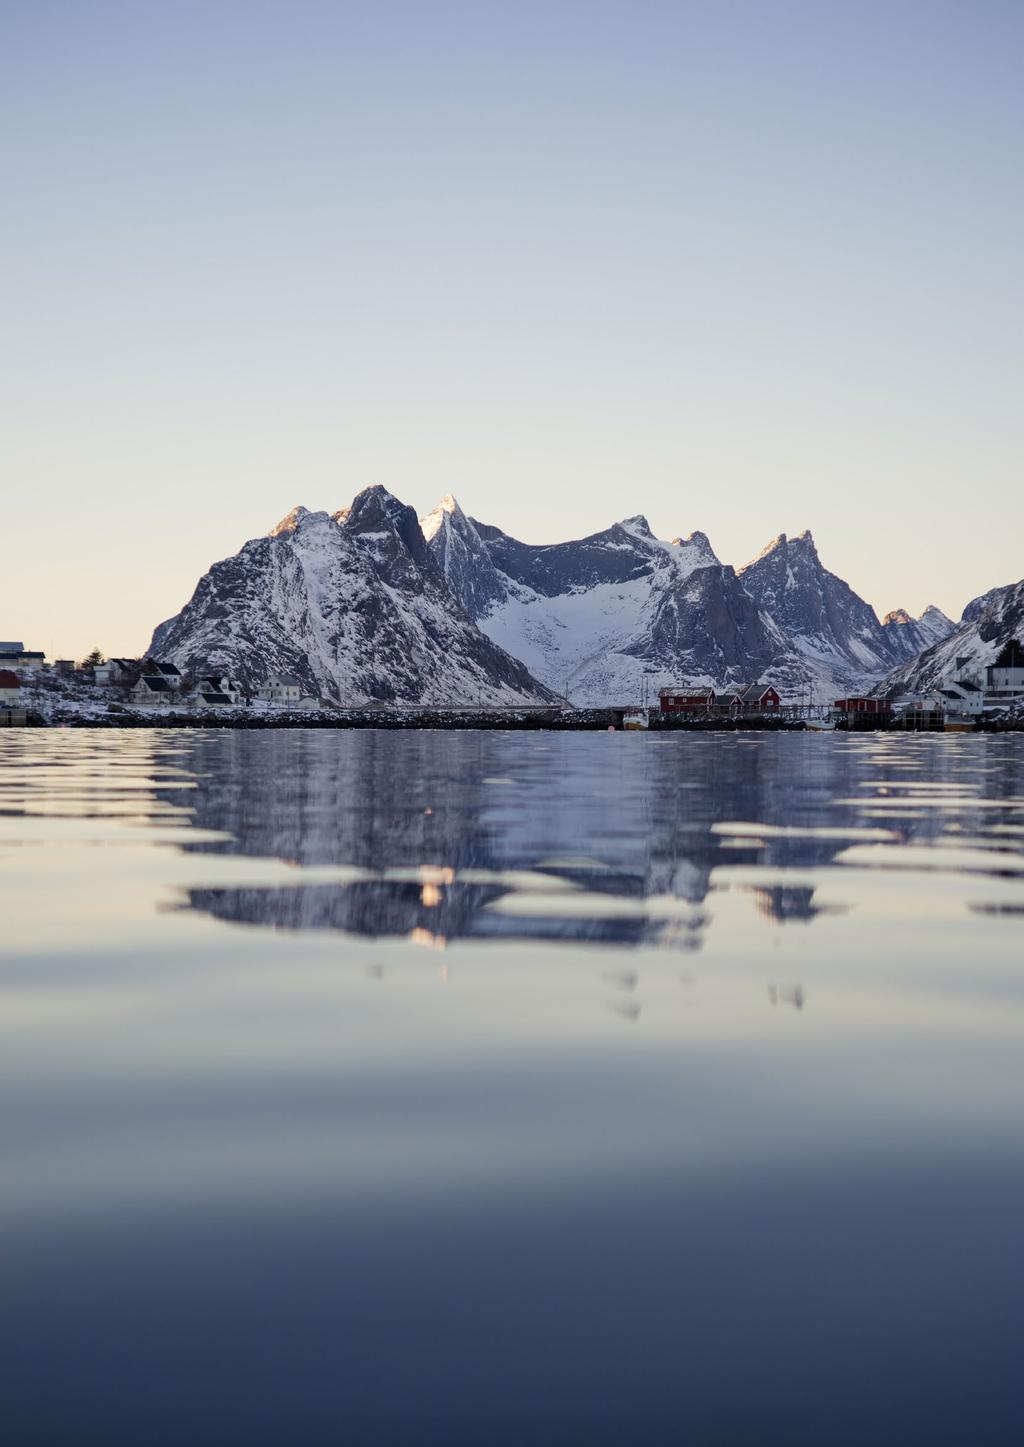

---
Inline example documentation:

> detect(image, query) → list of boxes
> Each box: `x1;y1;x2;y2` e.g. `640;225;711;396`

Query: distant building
0;644;45;672
735;683;781;712
53;660;76;676
937;679;985;717
196;675;240;703
0;669;21;704
659;687;715;715
94;658;136;685
256;675;302;705
198;691;235;707
144;661;182;686
130;676;176;705
986;640;1024;699
716;684;780;716
834;697;892;714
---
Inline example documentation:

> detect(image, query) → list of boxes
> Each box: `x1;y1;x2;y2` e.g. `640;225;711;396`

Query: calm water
3;728;1024;1445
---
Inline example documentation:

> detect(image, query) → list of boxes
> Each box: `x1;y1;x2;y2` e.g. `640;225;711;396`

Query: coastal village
2;639;1023;730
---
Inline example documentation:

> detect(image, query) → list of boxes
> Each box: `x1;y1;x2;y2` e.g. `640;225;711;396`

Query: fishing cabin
658;686;715;715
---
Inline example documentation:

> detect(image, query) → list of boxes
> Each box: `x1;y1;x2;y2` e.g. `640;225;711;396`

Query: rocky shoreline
31;707;812;732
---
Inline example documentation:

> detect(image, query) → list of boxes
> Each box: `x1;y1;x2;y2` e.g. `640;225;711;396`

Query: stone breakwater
37;706;811;731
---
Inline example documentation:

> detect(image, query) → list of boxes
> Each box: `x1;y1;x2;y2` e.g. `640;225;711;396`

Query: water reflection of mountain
153;731;1024;948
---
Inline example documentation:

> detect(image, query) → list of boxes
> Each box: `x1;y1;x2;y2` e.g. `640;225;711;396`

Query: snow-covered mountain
735;532;955;697
150;484;965;707
880;578;1024;697
150;487;557;705
879;605;955;661
423;498;954;702
422;496;787;701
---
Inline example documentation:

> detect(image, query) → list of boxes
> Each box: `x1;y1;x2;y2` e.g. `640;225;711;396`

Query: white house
130;676;176;705
0;669;21;704
0;643;45;672
196;675;240;703
256;674;302;705
94;658;136;686
145;661;183;688
937;679;985;717
986;641;1024;700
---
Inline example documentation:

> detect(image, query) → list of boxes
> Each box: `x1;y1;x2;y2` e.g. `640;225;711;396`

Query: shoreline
27;708;813;732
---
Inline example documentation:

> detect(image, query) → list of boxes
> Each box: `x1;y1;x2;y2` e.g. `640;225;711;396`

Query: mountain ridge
425;495;956;702
150;485;974;705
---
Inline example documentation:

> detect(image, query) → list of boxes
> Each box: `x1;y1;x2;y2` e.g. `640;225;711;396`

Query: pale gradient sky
2;0;1022;660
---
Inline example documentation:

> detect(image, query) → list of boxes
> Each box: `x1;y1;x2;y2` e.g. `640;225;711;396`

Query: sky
2;0;1022;660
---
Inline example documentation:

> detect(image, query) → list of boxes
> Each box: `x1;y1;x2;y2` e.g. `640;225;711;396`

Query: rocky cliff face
150;487;557;705
736;532;955;697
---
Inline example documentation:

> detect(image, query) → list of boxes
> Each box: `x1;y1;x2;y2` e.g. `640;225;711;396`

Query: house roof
736;683;776;701
149;661;181;677
0;670;20;688
0;642;24;652
659;685;714;697
957;680;982;692
266;675;301;687
0;650;44;661
200;692;233;704
136;676;173;693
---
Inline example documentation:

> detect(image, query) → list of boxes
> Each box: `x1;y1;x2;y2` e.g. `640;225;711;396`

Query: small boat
622;708;649;731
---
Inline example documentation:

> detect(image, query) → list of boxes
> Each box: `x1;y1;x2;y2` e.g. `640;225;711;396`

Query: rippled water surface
4;728;1024;1445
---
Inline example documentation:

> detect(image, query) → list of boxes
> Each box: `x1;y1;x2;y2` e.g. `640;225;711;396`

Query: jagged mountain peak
339;485;433;569
920;603;952;625
618;514;653;537
742;530;819;572
883;608;914;626
743;532;788;568
672;529;713;552
346;482;411;520
421;492;468;542
269;505;311;537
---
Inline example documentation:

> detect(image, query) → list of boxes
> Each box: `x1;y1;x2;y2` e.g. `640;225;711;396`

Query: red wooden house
658;686;715;715
735;683;781;712
834;697;892;714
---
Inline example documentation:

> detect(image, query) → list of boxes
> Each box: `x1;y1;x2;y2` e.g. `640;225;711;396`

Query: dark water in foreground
3;728;1024;1446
